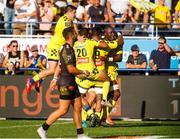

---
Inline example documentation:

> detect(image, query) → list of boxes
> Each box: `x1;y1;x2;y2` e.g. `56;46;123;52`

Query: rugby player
26;5;77;93
37;27;90;139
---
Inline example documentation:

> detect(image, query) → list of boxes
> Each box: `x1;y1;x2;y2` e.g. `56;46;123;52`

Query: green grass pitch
0;120;180;138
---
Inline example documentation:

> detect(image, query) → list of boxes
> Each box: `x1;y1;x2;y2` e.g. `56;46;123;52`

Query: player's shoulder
74;41;80;47
87;39;98;46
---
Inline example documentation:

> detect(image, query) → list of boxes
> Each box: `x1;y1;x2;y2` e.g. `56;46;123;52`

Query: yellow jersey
107;43;123;78
74;39;98;72
46;14;73;60
154;4;170;28
94;40;118;71
49;14;73;47
175;1;180;11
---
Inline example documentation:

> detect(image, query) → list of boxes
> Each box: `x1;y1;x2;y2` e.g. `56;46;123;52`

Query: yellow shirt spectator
175;0;180;25
154;4;171;28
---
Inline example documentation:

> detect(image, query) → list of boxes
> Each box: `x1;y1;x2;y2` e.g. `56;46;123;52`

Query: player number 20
77;48;87;57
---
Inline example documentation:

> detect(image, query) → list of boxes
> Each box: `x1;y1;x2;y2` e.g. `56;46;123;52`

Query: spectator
84;0;93;27
39;0;54;35
25;45;47;92
174;0;180;28
25;45;47;70
126;44;147;75
149;36;175;74
85;0;108;28
2;40;24;75
119;9;137;36
106;0;130;27
72;0;85;21
4;0;15;34
13;0;38;35
133;0;150;31
153;0;171;35
126;44;147;74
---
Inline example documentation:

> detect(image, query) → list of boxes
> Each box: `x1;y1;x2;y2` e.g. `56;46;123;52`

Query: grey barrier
0;75;180;119
121;76;180;119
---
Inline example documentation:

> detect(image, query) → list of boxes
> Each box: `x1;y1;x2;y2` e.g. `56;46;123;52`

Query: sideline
0;121;72;129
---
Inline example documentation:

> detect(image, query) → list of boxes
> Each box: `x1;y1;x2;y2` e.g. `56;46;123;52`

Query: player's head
104;26;115;41
91;27;102;40
78;28;89;38
65;5;77;20
63;27;76;41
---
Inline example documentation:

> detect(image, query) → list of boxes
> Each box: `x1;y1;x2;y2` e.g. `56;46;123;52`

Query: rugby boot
35;81;40;93
26;78;33;94
37;126;47;139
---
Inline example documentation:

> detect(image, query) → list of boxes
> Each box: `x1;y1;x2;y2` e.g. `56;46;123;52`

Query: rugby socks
112;100;116;107
102;81;110;101
106;106;110;117
39;79;43;84
32;75;40;83
87;109;93;116
95;112;101;119
30;78;35;84
42;122;50;131
83;104;93;116
82;109;88;121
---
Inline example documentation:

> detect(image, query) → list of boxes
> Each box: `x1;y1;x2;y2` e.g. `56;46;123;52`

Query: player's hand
82;70;90;76
50;79;57;90
76;74;88;80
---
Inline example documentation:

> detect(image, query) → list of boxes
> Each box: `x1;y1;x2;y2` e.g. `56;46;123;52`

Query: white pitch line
0;121;72;129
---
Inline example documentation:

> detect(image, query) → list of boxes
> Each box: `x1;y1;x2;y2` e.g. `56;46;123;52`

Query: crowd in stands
0;0;179;76
0;40;47;75
0;34;179;76
0;0;179;35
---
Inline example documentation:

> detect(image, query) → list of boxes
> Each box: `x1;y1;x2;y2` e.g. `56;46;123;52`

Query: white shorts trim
94;87;103;95
78;86;88;94
110;84;119;91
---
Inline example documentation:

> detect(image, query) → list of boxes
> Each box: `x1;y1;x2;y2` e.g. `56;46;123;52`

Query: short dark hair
63;27;74;40
66;5;77;13
158;35;166;41
131;44;139;51
104;25;113;33
78;28;89;38
91;27;102;38
9;40;18;47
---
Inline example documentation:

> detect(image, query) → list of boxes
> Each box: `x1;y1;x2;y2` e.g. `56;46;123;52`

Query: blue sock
39;79;43;84
30;79;35;84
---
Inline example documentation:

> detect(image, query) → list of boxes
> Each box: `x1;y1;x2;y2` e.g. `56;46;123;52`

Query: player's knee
46;67;55;75
58;107;69;115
